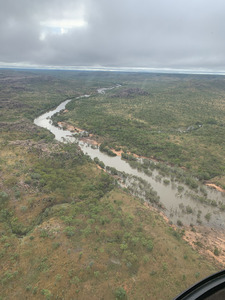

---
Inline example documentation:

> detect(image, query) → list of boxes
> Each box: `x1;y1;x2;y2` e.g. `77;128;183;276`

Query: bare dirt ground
58;121;84;133
206;183;225;193
183;226;225;267
144;203;225;268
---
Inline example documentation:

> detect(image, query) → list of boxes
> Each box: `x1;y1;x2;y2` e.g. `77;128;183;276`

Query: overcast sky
1;0;225;72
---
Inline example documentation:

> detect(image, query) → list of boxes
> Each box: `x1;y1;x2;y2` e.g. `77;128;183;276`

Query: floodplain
0;69;225;299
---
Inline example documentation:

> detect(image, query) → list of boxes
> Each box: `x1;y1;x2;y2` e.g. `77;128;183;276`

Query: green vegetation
59;73;225;188
100;143;117;156
115;287;127;299
0;69;223;299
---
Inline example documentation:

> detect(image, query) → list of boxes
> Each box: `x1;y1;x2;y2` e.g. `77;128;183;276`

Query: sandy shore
206;183;225;193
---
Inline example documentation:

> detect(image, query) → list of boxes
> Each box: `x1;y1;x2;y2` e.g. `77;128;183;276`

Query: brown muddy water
34;87;225;229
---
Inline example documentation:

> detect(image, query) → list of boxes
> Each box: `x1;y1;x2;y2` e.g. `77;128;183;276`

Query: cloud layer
1;0;225;71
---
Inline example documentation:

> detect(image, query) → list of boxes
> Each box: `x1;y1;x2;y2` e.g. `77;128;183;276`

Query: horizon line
1;64;225;76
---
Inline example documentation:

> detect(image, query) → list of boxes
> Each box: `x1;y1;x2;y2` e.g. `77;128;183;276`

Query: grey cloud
1;0;225;71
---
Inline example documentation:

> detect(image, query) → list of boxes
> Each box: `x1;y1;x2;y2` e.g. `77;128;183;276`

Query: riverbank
58;119;225;195
34;87;225;273
2;69;224;300
144;202;225;267
206;183;225;193
183;226;225;267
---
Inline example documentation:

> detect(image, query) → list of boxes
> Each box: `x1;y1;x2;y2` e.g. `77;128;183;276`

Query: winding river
34;87;225;229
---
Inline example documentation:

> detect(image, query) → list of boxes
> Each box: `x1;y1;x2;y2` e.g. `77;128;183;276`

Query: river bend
34;87;225;229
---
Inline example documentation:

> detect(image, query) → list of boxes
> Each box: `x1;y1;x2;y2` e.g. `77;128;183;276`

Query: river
34;87;225;229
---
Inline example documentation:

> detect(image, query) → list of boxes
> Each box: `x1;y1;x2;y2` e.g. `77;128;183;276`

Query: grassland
0;69;223;299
